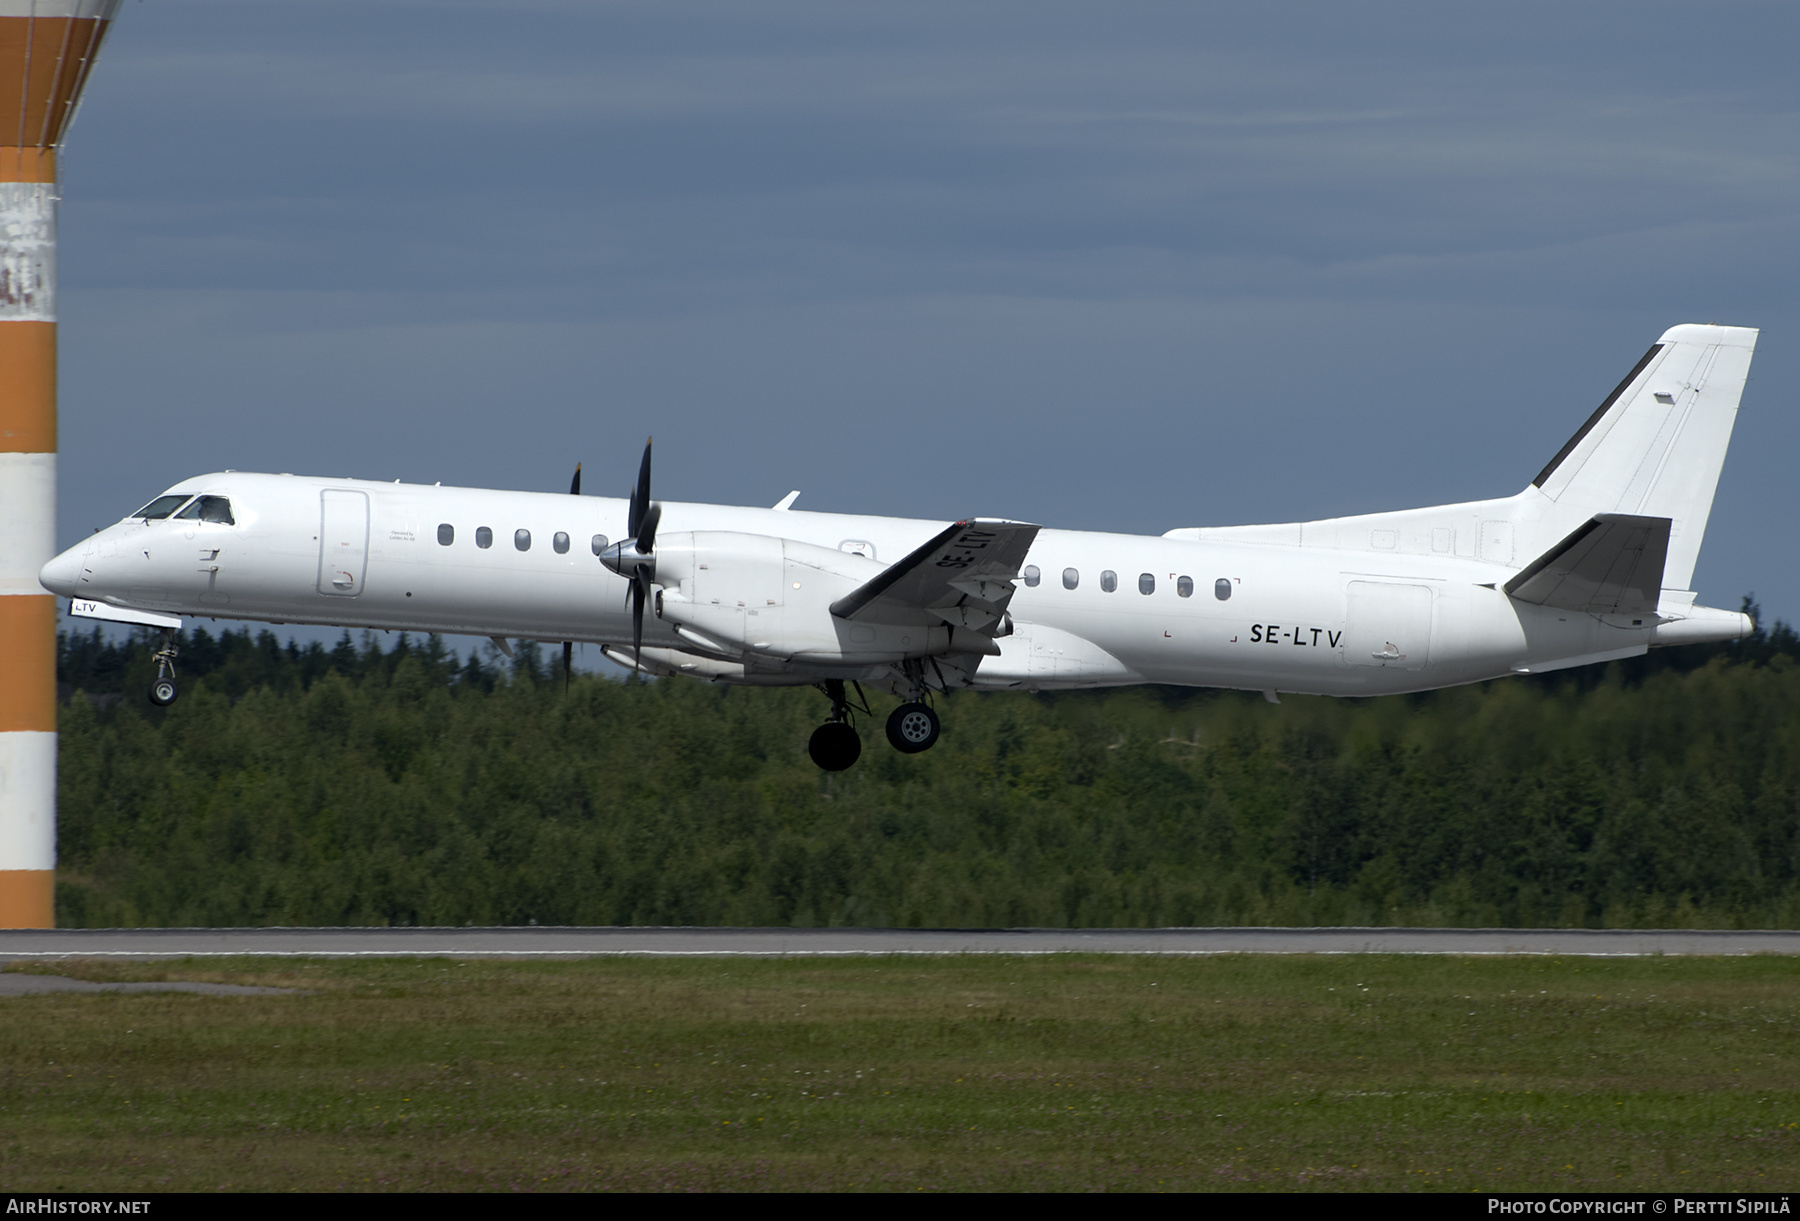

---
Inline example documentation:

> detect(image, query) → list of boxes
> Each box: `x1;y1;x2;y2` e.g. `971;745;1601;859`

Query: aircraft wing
830;519;1040;632
1504;513;1671;616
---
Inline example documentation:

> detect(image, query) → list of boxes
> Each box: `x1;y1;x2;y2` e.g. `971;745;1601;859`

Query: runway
3;925;1800;958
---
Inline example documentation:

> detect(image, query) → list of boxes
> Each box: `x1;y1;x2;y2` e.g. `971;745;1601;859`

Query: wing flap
830;519;1040;630
1504;513;1670;615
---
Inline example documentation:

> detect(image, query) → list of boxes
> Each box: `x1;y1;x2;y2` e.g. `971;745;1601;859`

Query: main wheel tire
886;702;940;754
808;721;862;771
149;677;179;707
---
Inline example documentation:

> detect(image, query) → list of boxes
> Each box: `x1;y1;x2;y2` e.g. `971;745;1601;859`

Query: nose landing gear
148;627;180;707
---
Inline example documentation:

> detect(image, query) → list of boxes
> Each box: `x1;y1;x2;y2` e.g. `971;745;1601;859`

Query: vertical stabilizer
1531;324;1756;591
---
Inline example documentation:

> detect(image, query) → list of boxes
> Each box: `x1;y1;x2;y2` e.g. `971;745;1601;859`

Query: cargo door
1343;581;1431;670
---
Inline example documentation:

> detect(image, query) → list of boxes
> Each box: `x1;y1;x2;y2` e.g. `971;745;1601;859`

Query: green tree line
51;610;1800;929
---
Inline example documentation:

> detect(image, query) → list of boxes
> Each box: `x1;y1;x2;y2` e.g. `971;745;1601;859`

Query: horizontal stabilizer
830;518;1039;631
1504;513;1670;616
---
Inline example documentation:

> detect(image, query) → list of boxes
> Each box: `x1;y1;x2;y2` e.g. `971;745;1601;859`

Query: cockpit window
174;495;235;525
133;495;191;520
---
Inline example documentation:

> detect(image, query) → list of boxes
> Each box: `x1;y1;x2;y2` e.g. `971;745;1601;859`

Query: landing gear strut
807;679;863;771
148;627;180;707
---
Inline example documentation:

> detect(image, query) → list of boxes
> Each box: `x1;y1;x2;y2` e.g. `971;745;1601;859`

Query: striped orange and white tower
0;0;120;928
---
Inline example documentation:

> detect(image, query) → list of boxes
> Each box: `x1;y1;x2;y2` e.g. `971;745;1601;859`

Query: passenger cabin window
1022;564;1040;588
174;496;235;525
438;523;454;546
1062;567;1079;590
1100;570;1118;593
1139;573;1155;595
476;527;493;549
1177;575;1193;598
1214;578;1232;601
554;531;570;554
133;495;191;520
515;529;531;552
591;534;610;556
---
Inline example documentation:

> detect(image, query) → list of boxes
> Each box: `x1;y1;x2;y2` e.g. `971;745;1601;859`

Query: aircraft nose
38;541;89;597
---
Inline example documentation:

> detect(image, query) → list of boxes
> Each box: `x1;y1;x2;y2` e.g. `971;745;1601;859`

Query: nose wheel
147;628;180;707
885;702;940;754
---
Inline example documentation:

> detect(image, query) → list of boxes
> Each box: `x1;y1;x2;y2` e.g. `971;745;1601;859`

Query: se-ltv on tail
41;324;1759;770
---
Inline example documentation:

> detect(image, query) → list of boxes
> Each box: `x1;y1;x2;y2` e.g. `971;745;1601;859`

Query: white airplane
41;323;1759;771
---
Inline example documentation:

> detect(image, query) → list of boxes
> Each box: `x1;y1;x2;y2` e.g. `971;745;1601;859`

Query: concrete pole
0;0;119;928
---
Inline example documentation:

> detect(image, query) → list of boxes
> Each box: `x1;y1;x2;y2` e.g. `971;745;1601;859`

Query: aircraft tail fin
1530;324;1756;591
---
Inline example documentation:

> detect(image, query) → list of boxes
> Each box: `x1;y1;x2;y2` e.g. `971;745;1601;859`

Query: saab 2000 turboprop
40;323;1761;770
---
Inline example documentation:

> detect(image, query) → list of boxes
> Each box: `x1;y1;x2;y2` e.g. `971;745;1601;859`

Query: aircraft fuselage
33;323;1766;771
40;469;1731;699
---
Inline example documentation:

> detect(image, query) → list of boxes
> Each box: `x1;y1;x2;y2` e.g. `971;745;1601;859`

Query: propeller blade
558;464;582;686
559;463;582;688
637;501;662;553
631;580;646;671
628;438;652;539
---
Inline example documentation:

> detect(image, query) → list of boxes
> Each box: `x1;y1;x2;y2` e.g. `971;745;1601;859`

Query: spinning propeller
598;438;662;671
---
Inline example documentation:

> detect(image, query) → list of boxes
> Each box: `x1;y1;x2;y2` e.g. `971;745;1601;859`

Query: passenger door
317;489;369;597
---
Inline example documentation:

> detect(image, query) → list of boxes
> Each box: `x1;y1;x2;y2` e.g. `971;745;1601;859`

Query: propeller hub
601;540;656;584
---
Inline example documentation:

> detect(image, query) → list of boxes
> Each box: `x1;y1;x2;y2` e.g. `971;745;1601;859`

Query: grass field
2;953;1798;1192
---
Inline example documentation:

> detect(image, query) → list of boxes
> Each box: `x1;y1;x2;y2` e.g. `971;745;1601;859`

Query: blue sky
52;0;1800;630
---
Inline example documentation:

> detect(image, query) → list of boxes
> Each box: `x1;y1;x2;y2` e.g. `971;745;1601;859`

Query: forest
51;605;1800;929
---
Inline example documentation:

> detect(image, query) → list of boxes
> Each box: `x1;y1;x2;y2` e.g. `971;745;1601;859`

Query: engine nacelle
651;531;958;663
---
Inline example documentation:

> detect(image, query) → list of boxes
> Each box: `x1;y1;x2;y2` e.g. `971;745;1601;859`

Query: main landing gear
808;679;863;772
148;627;180;707
885;659;942;755
806;669;944;771
885;702;940;754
